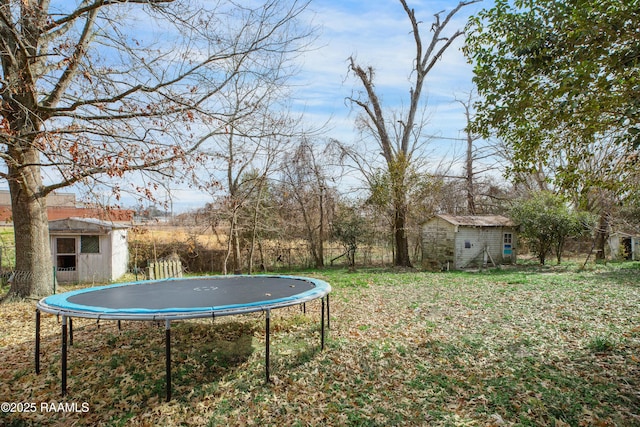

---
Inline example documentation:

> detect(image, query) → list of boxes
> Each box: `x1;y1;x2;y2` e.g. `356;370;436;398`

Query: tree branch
41;7;97;111
348;56;394;164
43;0;174;33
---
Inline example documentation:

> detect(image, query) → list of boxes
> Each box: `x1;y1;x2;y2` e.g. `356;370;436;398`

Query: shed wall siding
110;229;129;280
609;235;640;261
421;218;456;270
454;227;509;269
51;229;129;283
77;235;111;283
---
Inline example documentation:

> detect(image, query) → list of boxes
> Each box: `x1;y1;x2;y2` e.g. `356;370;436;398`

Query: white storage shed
608;232;640;261
49;217;129;283
422;214;518;270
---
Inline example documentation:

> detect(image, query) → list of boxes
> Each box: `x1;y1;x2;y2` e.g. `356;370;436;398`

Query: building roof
49;217;129;234
434;214;516;227
46;207;133;222
0;190;76;207
0;190;133;223
0;206;133;223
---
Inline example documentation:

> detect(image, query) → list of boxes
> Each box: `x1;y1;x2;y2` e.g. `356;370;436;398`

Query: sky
161;0;489;212
297;0;485;143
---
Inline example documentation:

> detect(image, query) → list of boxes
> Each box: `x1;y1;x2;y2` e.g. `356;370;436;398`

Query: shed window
56;237;76;254
57;255;76;270
81;235;100;253
464;240;471;249
56;237;76;271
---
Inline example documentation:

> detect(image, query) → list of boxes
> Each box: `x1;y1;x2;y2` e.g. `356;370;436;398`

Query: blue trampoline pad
38;275;331;318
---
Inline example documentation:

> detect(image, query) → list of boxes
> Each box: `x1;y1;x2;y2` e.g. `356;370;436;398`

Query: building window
57;255;77;270
56;237;75;254
504;233;513;244
56;237;76;271
464;240;471;249
81;235;100;254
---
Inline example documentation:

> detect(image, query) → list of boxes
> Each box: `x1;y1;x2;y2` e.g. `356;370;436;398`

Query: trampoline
35;275;331;401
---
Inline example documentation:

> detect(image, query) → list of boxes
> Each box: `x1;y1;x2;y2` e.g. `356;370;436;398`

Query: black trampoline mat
66;276;316;310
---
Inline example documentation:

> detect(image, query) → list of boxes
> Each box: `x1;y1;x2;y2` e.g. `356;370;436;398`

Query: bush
511;192;594;265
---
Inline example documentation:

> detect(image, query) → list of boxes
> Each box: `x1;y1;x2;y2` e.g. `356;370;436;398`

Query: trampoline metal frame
34;275;331;401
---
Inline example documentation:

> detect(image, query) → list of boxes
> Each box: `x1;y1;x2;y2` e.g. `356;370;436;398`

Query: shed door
55;237;78;282
503;233;513;262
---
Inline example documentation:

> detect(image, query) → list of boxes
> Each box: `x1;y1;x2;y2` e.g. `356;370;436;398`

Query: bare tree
201;66;300;274
456;93;480;214
452;90;509;214
344;0;479;267
279;139;334;268
0;0;313;299
197;32;320;274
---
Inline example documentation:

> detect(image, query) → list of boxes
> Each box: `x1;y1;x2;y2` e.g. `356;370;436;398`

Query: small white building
49;217;129;283
608;232;640;261
422;214;518;270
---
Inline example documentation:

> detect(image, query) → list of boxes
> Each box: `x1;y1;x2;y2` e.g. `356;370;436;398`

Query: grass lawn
1;263;639;426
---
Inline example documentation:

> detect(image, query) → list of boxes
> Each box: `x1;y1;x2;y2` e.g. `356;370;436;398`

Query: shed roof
434;214;516;227
49;217;129;234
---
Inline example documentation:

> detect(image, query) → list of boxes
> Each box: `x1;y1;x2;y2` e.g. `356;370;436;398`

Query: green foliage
465;0;640;195
367;169;393;211
331;202;370;267
510;192;594;264
588;335;617;353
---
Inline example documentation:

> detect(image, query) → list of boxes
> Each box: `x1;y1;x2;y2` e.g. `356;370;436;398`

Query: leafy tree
511;192;593;265
0;0;311;299
343;0;479;267
464;0;640;192
465;0;640;260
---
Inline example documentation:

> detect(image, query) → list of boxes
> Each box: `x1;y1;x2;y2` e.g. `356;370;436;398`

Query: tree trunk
594;212;610;262
2;9;53;299
248;179;266;274
6;158;53;299
317;185;325;268
227;209;242;274
466;130;477;215
232;225;242;274
248;222;256;275
555;237;565;265
394;201;412;267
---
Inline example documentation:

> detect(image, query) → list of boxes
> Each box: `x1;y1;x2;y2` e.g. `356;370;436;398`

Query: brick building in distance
0;190;133;224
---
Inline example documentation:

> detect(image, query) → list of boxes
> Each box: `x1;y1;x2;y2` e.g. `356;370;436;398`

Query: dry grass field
129;224;226;249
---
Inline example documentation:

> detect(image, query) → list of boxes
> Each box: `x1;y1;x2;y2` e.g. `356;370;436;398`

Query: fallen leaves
1;265;639;425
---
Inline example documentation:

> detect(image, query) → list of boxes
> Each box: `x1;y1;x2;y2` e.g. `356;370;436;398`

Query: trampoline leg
165;320;171;402
321;298;325;351
265;310;271;383
69;317;73;346
35;309;40;374
327;294;331;330
62;316;68;397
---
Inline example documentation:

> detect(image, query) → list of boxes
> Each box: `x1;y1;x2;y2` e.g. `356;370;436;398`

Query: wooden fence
147;259;183;280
